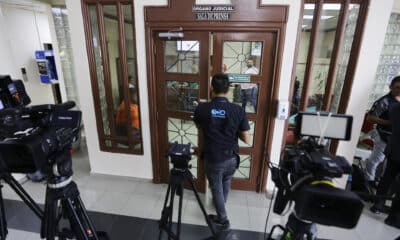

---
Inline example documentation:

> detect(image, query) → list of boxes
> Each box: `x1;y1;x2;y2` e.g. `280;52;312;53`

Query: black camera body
272;138;363;228
168;142;192;170
0;103;81;175
271;112;363;229
0;75;81;176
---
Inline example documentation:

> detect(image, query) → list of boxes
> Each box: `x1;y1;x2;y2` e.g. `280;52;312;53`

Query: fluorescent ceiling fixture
304;4;315;10
302;25;308;28
303;15;334;20
304;4;341;10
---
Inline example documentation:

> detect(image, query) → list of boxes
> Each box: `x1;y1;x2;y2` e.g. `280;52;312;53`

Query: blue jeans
205;157;237;222
241;87;257;110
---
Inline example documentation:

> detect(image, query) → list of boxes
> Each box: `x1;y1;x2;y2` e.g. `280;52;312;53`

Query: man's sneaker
207;214;230;231
370;205;383;214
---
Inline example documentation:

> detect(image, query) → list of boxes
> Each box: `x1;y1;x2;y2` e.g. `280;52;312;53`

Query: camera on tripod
168;142;193;170
269;112;364;239
0;75;101;240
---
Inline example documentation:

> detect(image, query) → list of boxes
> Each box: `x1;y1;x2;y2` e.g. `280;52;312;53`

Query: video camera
0;75;81;176
271;112;364;229
168;142;193;170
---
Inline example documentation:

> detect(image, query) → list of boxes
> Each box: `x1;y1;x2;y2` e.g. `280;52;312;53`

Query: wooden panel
145;0;287;23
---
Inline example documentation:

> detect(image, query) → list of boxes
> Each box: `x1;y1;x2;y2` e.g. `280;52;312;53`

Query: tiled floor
1;147;400;240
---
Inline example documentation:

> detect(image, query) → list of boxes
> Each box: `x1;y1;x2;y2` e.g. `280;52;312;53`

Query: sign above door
192;5;235;21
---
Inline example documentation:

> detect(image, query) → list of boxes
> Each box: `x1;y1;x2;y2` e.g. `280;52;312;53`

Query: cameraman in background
365;76;400;187
371;102;400;228
194;73;250;232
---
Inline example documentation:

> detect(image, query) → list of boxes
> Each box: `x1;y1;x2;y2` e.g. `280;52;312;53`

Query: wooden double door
153;30;276;192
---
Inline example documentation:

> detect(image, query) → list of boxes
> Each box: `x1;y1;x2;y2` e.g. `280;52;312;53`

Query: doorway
152;30;276;191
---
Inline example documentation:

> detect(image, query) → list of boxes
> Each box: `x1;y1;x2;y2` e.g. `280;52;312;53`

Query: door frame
145;0;288;192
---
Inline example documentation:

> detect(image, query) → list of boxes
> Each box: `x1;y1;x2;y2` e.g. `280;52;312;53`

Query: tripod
159;167;216;240
268;213;317;240
40;149;100;240
0;172;44;239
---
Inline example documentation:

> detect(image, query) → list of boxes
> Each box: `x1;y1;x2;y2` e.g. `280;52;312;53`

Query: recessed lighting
321;15;334;20
303;15;334;20
305;4;341;10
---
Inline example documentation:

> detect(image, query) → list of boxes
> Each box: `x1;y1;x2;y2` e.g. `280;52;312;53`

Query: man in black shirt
194;73;250;231
383;102;400;228
371;101;400;217
365;76;400;184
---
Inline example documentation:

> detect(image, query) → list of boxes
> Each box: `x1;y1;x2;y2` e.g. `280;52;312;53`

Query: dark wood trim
97;4;118;147
145;0;287;23
104;12;133;24
81;2;107;151
81;0;144;155
337;0;370;114
83;0;131;3
117;2;134;149
128;3;144;154
322;0;349;111
146;25;287;193
146;28;162;183
299;0;323;110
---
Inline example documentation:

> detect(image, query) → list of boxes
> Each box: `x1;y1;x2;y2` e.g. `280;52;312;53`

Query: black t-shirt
193;97;250;163
387;102;400;162
369;93;400;142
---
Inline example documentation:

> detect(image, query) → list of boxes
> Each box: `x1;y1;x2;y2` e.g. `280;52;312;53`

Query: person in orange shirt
116;87;140;138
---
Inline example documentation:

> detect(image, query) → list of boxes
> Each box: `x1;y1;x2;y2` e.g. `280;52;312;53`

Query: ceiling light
303;15;334;20
305;4;341;11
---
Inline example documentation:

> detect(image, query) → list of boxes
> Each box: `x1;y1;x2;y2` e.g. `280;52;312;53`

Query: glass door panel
155;31;209;191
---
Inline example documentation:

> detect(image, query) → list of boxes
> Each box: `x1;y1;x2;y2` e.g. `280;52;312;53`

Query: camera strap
316;112;332;145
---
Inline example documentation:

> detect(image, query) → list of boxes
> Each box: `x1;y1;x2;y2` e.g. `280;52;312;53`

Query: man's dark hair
390;76;400;87
211;73;230;94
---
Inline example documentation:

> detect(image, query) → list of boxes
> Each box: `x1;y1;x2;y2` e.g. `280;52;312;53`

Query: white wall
0;2;55;105
335;0;394;170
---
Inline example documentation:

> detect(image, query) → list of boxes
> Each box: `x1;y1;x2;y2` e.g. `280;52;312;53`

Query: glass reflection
330;4;360;112
234;155;251;179
89;5;110;135
165;41;200;74
168;118;198;147
239;121;255;147
166;81;199;112
223;41;262;75
228;83;258;113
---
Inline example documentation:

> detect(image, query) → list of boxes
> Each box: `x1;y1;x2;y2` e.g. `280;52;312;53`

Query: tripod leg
62;197;98;240
168;185;177;240
41;189;58;240
159;184;171;240
188;179;216;237
0;183;8;240
176;186;184;240
5;174;43;219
